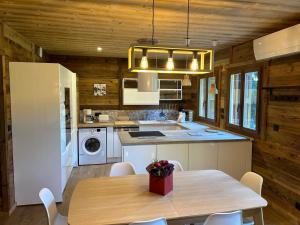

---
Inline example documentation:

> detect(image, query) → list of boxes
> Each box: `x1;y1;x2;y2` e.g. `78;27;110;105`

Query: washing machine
78;128;107;165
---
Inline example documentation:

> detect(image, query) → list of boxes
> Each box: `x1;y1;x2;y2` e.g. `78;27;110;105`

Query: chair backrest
110;162;136;177
240;172;263;195
168;160;184;172
39;188;58;225
203;211;242;225
130;217;167;225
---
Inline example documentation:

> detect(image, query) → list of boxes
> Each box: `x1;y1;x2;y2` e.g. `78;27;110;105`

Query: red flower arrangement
146;160;174;177
146;160;174;195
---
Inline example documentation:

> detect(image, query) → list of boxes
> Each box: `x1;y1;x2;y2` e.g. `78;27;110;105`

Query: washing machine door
82;136;102;155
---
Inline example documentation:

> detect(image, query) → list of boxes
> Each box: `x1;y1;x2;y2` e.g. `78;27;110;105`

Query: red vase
149;173;173;195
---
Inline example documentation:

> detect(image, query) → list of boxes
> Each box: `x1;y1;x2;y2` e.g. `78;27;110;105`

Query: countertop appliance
182;110;193;122
98;114;110;122
79;128;107;165
177;112;186;123
83;109;94;124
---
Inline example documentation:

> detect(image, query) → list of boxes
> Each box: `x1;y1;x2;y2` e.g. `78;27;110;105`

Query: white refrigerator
10;62;78;205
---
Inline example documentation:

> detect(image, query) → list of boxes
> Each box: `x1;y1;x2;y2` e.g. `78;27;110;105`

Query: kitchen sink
138;120;177;125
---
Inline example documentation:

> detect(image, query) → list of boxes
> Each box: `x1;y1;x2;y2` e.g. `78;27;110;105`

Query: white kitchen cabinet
157;144;189;170
113;129;122;158
123;78;159;105
10;62;77;205
189;143;218;170
159;79;182;100
107;127;114;158
121;140;252;179
123;145;157;174
217;141;252;180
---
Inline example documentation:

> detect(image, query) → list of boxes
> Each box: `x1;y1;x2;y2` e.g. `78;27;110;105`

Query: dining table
68;170;267;225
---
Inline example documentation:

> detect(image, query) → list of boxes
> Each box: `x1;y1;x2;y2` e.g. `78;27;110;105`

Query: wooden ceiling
0;0;300;58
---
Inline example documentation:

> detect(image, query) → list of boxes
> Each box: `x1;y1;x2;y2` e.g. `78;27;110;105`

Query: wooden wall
0;23;43;214
204;42;300;223
48;55;187;111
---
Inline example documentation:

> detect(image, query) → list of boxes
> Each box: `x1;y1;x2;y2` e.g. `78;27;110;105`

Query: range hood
137;72;159;92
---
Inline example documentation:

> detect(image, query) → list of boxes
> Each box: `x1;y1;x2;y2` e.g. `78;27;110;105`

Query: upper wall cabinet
122;78;182;105
159;79;182;101
122;78;159;105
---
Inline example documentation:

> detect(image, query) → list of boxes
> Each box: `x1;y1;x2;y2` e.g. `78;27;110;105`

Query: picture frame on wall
94;83;106;96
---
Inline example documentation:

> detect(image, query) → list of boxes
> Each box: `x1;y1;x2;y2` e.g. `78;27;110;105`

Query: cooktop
129;131;165;138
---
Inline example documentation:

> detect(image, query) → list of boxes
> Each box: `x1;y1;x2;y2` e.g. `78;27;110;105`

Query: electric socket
272;124;279;132
295;202;300;211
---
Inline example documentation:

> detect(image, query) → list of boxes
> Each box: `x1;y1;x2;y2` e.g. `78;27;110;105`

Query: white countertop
118;121;251;146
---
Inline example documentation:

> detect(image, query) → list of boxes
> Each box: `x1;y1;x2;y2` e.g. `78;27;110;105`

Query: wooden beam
3;24;32;52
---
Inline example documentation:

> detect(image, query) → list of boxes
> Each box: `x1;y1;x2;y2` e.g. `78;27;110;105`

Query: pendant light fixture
137;0;159;92
128;0;214;74
182;74;192;86
182;0;192;87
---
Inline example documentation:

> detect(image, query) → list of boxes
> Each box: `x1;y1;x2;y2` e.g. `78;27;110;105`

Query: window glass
199;78;206;117
207;77;216;120
229;73;241;125
243;71;258;130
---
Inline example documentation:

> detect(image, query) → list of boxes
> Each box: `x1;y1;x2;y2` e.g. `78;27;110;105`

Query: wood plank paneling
78;78;119;107
204;41;300;223
267;54;300;88
0;22;42;214
49;55;123;109
49;55;187;110
0;0;299;57
231;41;256;64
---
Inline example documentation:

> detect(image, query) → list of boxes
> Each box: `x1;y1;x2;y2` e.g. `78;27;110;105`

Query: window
207;77;216;120
199;78;206;117
227;69;260;134
243;71;258;130
229;73;241;126
198;75;217;123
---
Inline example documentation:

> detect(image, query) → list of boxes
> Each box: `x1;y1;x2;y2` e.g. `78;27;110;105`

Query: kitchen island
119;121;252;180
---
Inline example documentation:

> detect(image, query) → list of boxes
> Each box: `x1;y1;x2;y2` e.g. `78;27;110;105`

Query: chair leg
253;208;264;225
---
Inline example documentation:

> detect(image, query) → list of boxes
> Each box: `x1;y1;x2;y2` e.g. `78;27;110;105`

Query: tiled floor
0;165;294;225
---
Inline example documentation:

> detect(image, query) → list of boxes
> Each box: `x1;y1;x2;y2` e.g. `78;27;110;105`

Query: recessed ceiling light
97;47;102;52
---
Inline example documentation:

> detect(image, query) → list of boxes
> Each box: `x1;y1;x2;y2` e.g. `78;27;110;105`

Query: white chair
168;160;184;172
39;188;67;225
203;211;242;225
110;162;136;177
130;217;167;225
240;172;264;225
240;172;263;195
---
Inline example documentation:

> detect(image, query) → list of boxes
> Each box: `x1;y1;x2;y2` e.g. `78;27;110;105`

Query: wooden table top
68;170;267;225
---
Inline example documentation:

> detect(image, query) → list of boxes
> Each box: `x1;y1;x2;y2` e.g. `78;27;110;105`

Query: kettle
177;112;186;123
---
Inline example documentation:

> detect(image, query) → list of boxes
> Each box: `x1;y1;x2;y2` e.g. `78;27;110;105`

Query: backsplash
80;109;179;122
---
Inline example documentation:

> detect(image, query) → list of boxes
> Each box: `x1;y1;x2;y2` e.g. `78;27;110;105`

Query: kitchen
0;1;300;225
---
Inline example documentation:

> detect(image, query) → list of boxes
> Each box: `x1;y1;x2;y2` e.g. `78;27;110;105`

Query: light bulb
166;57;174;70
140;56;148;69
191;58;199;70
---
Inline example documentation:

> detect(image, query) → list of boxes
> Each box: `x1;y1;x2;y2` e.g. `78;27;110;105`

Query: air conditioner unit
253;24;300;60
